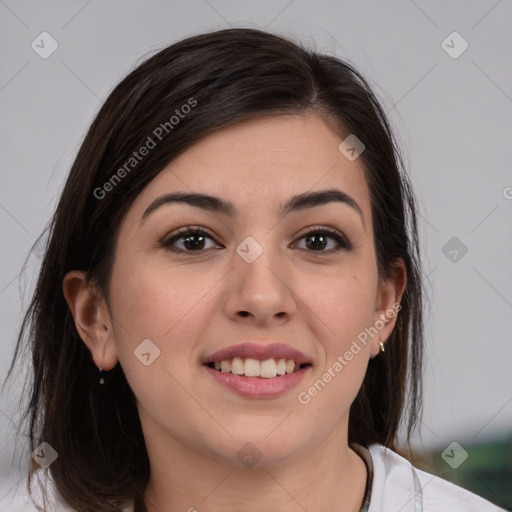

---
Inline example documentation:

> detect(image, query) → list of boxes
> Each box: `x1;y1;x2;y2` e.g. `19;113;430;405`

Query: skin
63;112;406;512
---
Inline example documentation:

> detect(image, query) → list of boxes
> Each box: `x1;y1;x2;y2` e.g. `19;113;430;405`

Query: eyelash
160;225;354;255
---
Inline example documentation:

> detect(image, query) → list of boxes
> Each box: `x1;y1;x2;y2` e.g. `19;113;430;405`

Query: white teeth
231;357;244;375
260;359;277;378
210;357;302;377
244;358;260;377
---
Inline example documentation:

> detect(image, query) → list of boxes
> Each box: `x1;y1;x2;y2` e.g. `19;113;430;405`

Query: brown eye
161;226;220;253
295;227;353;253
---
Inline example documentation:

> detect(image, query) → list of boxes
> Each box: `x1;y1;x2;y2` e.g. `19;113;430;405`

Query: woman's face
101;113;403;466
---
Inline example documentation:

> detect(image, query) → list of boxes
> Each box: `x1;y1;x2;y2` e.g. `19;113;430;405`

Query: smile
204;357;311;379
202;360;312;399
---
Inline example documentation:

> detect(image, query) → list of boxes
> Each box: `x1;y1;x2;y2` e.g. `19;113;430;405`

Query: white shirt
365;443;508;511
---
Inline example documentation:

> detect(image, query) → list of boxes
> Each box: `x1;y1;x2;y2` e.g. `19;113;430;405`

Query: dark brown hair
4;27;425;512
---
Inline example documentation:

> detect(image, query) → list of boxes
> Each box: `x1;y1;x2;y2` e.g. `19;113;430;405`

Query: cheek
297;275;375;421
300;266;376;400
109;257;221;393
305;266;377;343
108;263;209;427
110;256;213;341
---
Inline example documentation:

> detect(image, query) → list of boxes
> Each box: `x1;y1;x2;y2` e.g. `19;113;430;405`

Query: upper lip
203;342;311;365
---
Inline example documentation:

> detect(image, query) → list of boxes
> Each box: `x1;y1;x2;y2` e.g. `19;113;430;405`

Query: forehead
125;113;371;227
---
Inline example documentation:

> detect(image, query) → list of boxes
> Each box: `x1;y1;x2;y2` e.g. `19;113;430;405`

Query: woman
5;28;506;512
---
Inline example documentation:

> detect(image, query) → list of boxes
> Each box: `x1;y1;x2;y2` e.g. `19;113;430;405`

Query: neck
141;420;367;512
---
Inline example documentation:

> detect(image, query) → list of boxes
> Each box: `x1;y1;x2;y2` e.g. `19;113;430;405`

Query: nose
222;240;297;326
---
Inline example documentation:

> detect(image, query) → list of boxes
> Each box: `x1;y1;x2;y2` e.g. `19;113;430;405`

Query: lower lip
203;365;311;398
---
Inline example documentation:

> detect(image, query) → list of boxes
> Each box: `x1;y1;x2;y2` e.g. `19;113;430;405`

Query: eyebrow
141;188;365;227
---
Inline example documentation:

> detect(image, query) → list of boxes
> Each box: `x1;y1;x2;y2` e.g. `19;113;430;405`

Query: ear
62;270;119;371
370;258;406;357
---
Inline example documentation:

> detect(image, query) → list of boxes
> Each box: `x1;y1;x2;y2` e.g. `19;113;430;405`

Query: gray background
1;0;511;509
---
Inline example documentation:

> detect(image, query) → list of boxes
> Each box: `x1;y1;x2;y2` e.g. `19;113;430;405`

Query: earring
379;341;385;353
99;368;105;385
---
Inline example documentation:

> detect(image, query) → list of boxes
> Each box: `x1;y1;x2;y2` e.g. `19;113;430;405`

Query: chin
204;429;308;469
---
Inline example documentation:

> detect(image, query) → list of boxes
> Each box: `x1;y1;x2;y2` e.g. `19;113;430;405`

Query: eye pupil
183;234;206;250
306;233;327;251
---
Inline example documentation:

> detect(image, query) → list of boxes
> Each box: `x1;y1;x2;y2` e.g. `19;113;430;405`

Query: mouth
201;342;313;397
203;357;313;379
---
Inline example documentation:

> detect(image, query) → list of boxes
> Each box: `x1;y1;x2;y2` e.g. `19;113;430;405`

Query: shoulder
367;443;508;512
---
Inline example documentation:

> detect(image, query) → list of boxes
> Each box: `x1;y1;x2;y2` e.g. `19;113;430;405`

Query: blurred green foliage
415;434;512;511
